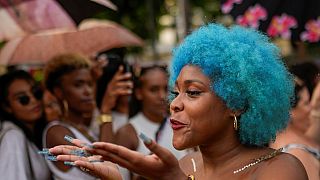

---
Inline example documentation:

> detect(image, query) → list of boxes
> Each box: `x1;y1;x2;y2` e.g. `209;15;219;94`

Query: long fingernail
139;133;152;144
70;149;91;157
64;135;74;143
64;161;76;166
46;155;57;161
38;148;53;156
80;143;94;149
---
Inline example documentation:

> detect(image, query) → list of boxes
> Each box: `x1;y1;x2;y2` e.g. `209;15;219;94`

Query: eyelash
186;90;202;96
170;90;202;98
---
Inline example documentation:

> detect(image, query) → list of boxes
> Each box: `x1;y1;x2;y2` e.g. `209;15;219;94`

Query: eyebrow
175;79;207;86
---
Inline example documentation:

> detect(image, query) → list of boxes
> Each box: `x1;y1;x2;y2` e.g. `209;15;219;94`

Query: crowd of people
0;23;319;180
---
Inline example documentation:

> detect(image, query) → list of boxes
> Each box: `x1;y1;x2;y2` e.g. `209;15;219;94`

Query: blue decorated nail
139;133;152;144
38;148;53;156
70;149;91;157
64;135;74;143
80;143;94;149
64;161;76;166
45;155;57;161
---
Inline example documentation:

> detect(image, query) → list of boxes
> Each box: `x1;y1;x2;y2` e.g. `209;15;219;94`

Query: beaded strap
233;148;283;174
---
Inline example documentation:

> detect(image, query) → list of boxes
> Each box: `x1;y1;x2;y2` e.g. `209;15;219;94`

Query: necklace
233;148;283;174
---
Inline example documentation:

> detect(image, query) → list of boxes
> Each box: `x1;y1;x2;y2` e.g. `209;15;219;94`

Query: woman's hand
84;135;187;180
50;144;122;180
100;65;133;113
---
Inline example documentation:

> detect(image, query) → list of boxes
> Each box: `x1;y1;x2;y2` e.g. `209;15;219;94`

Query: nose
170;94;183;113
159;88;167;101
83;84;94;96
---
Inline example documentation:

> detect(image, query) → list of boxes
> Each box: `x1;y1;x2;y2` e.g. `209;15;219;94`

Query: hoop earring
233;114;238;131
62;100;69;118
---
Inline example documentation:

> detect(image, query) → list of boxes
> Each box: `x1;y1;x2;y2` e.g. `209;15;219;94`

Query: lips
170;118;187;130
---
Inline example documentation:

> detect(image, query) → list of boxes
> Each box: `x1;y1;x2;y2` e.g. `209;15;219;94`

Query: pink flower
267;14;297;39
301;18;320;42
221;0;243;14
236;4;267;29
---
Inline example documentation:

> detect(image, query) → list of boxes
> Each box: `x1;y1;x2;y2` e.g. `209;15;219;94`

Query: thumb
139;133;179;165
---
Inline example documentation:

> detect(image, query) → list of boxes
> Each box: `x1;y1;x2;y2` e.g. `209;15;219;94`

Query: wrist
97;113;112;125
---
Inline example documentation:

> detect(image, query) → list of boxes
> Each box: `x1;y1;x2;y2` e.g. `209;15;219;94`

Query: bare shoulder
46;124;74;148
256;152;308;180
115;123;139;150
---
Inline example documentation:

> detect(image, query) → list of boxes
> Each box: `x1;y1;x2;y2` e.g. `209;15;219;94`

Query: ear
135;88;143;101
53;87;64;101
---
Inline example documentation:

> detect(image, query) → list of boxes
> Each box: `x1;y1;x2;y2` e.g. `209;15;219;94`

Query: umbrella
0;19;143;65
0;0;117;41
221;0;320;43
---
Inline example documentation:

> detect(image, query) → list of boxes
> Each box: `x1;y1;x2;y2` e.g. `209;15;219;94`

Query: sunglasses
17;86;43;106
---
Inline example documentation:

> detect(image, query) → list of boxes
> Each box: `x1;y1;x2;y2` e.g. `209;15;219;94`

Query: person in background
115;66;168;154
43;53;121;179
0;70;51;180
42;89;62;122
50;23;307;180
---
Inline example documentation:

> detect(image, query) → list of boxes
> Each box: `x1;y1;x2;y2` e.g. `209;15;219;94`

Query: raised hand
48;136;122;180
83;133;187;180
100;65;133;114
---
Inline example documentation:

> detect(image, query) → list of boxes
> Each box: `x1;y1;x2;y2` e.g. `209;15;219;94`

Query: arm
99;66;133;143
45;125;75;171
257;153;308;180
115;124;138;150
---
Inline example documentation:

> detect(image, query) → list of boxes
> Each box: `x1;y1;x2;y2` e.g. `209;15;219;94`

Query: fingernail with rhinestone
64;135;74;143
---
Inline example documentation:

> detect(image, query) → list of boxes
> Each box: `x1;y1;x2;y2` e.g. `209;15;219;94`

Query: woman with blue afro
48;23;308;180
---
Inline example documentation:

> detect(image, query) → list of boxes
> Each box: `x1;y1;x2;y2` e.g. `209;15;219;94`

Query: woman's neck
65;110;91;127
142;109;163;123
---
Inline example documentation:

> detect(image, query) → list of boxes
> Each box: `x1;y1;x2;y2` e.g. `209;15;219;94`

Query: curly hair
169;23;294;146
43;53;91;93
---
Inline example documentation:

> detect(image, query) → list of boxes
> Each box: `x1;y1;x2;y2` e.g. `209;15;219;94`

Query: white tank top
42;121;97;180
129;112;160;155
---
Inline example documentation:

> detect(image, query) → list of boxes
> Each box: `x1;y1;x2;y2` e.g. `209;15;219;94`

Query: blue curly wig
169;23;294;146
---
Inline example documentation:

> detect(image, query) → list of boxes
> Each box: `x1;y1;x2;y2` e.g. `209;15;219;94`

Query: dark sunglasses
17;86;43;106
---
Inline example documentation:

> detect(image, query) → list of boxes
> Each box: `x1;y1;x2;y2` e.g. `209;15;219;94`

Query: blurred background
0;0;319;77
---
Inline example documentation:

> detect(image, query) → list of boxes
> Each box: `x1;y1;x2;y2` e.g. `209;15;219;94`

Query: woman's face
59;69;95;114
137;69;168;121
291;87;311;133
170;65;232;150
6;79;43;123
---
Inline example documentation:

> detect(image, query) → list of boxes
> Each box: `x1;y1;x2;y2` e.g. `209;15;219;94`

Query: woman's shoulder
44;121;74;148
256;152;308;180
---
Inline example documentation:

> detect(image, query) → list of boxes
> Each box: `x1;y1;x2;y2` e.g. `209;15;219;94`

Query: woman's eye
186;90;202;97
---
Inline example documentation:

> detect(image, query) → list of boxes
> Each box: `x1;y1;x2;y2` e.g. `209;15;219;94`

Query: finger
86;143;141;167
140;134;178;165
114;81;133;89
49;145;82;155
75;160;121;179
57;154;89;162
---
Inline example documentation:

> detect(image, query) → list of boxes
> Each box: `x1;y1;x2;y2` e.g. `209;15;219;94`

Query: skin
50;65;308;180
46;68;97;171
291;87;312;133
115;68;168;151
5;79;42;130
271;86;319;180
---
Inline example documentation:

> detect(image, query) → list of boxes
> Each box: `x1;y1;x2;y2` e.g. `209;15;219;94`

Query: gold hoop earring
62;100;69;118
233;114;238;131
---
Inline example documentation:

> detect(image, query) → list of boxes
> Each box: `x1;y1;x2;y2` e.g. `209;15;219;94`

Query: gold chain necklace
233;148;283;174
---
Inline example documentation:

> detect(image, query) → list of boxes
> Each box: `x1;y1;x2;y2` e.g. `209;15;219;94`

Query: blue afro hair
169;23;294;146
